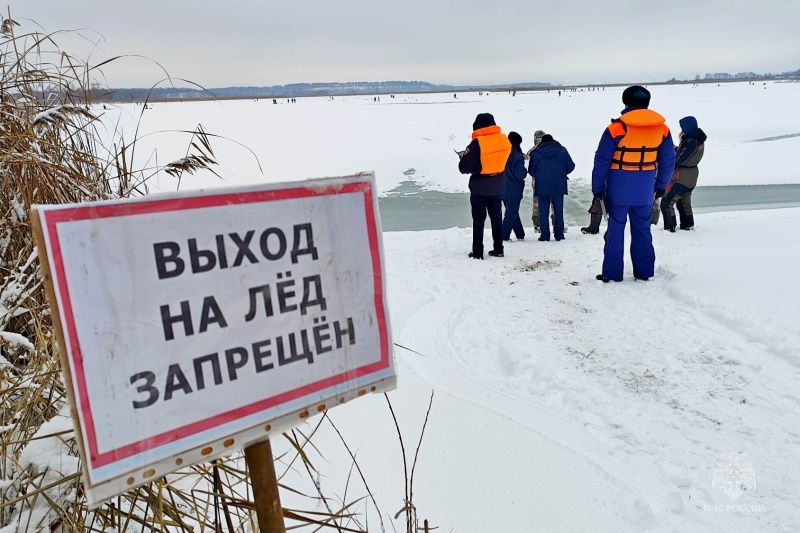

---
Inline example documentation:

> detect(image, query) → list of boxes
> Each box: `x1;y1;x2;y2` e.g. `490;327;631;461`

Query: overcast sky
7;0;800;88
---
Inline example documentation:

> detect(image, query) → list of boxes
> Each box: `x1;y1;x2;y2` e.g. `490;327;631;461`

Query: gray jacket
670;129;707;189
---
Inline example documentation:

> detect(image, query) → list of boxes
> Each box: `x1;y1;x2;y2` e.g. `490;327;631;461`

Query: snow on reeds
0;13;373;532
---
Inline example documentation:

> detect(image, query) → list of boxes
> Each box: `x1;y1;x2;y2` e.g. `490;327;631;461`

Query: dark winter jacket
591;107;675;206
503;146;527;200
670;116;707;189
459;127;510;197
528;138;575;197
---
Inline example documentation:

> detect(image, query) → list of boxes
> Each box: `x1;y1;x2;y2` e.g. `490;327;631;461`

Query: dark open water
378;183;800;231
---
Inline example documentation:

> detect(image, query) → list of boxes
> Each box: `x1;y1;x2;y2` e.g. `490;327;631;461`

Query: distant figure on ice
660;116;707;231
501;132;527;241
528;134;575;241
458;113;512;259
591;85;675;282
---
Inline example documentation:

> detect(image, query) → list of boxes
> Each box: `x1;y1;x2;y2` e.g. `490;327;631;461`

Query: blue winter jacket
503;146;527;201
591;107;676;206
528;139;575;197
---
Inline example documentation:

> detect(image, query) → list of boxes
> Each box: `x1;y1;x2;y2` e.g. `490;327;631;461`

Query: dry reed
0;12;379;532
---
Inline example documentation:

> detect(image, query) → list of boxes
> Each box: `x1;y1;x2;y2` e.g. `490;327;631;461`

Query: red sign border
41;180;390;470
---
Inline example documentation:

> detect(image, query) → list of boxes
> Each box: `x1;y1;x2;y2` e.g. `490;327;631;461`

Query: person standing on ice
501;131;527;241
591;85;675;282
525;130;546;232
660;115;707;231
458;113;512;259
528;134;575;241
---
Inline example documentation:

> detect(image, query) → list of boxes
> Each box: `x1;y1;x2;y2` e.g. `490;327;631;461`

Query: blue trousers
602;203;655;281
471;193;503;255
502;197;525;240
538;194;564;240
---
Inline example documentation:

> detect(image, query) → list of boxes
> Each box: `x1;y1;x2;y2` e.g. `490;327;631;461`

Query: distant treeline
689;68;800;81
88;80;552;102
83;68;800;103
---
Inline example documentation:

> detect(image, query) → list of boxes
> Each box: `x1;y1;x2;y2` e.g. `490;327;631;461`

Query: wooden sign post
245;439;286;533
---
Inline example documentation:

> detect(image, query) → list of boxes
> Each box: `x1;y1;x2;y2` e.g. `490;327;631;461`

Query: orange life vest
473;125;511;175
608;109;669;171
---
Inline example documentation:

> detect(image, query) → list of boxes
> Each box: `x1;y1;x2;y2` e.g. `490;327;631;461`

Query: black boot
662;207;677;232
581;214;601;234
468;252;483;260
677;191;695;230
488;248;504;257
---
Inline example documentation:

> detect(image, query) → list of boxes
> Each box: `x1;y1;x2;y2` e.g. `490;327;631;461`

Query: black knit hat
540;134;554;143
508;131;522;145
472;113;496;130
622;85;651;108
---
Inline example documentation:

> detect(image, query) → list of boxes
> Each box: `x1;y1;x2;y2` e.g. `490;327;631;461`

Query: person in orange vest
591;86;675;282
458;113;512;259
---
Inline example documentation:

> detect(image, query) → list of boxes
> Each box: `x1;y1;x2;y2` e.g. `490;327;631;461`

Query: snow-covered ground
10;80;799;531
359;208;800;532
259;81;797;532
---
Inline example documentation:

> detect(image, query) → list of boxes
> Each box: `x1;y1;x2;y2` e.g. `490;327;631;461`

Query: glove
593;192;604;200
654;189;665;199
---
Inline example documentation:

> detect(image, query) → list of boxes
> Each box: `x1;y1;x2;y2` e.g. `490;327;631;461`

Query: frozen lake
99;80;800;212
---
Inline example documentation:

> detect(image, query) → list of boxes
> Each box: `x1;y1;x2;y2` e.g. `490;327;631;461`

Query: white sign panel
34;173;395;505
